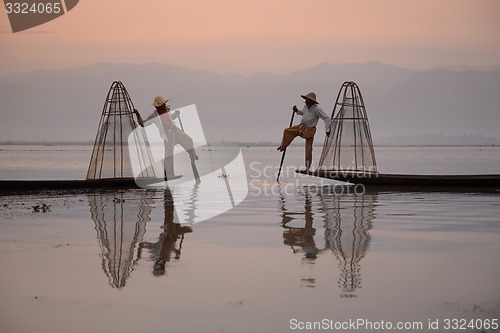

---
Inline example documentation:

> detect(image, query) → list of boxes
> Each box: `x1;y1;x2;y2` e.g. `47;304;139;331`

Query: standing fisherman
277;92;330;171
134;96;198;180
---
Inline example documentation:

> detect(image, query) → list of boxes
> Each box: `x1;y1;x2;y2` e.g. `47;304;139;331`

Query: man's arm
293;105;303;115
134;109;157;127
316;106;331;136
133;109;145;127
171;110;180;120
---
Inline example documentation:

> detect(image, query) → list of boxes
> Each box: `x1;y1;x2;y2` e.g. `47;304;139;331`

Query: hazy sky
1;0;499;76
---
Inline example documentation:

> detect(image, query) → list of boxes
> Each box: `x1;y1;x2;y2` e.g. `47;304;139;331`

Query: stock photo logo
3;0;79;32
128;104;249;226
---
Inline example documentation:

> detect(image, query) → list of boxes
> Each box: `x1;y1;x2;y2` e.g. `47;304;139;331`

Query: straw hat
152;96;168;107
301;92;318;104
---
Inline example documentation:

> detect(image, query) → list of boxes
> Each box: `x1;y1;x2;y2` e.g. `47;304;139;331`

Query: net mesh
88;191;154;288
323;193;375;297
317;81;378;174
87;81;156;179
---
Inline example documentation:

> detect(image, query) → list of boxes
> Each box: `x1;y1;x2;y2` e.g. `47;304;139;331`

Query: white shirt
297;104;331;133
143;110;179;141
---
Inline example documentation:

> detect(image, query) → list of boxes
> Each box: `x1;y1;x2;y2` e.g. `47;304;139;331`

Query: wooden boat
296;170;500;189
299;82;500;191
0;177;165;193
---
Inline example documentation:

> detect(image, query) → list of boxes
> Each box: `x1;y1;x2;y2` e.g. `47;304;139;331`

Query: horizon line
2;60;500;78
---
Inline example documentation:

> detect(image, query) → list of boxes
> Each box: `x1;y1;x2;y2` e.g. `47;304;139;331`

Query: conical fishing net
87;81;157;179
317;81;378;174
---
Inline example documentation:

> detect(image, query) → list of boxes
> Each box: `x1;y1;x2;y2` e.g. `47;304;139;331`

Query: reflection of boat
296;170;500;188
88;190;155;288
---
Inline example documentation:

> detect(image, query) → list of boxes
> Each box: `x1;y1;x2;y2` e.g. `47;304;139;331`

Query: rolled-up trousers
279;124;316;168
163;126;196;177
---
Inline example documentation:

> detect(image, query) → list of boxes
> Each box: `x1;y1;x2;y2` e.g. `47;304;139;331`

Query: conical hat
152;96;169;107
301;92;318;104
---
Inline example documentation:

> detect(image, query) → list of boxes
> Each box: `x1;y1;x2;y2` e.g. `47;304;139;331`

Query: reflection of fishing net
88;190;154;288
87;81;156;179
323;193;375;297
317;81;378;174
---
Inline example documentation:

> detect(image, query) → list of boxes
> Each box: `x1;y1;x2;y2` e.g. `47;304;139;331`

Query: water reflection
280;192;319;288
138;189;193;276
280;187;376;297
87;184;202;287
323;191;375;297
88;190;156;288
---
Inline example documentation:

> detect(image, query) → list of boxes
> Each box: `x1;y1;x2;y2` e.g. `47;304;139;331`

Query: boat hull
296;170;500;189
0;177;162;193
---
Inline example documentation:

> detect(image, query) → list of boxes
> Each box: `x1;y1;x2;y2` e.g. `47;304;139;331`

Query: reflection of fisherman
281;194;320;260
152;191;192;276
134;96;198;179
281;193;320;288
282;220;319;260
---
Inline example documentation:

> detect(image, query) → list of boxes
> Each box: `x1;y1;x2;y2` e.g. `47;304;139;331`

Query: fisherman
277;92;330;171
134;96;198;180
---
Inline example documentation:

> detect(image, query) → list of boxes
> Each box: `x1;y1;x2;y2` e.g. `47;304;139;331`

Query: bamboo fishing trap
87;81;157;180
317;81;378;174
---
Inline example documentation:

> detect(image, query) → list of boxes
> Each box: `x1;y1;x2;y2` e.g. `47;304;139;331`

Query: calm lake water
1;145;500;333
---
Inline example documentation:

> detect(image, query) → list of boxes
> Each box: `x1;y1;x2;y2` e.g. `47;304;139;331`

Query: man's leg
173;127;198;162
163;135;176;179
305;135;314;170
171;127;201;181
278;125;300;151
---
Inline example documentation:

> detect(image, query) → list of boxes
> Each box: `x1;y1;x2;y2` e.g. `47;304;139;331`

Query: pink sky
1;0;499;75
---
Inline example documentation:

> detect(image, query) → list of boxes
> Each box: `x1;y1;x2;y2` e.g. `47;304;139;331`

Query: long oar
176;111;201;183
276;109;296;181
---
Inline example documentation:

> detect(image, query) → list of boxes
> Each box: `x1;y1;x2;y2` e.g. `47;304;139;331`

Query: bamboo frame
318;81;378;174
87;81;156;180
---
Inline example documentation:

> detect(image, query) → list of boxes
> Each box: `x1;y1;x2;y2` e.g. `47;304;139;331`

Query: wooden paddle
276;108;296;181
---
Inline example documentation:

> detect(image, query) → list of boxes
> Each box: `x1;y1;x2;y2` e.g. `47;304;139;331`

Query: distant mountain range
1;62;499;145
